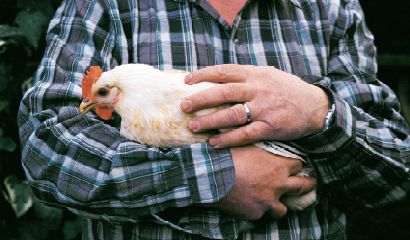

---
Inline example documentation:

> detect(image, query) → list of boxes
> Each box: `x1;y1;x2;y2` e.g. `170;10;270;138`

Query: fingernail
185;73;192;84
180;100;192;112
209;138;219;147
188;121;200;131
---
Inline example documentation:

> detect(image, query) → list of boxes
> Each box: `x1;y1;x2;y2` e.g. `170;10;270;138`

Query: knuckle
220;85;237;101
296;185;305;195
192;93;206;107
215;64;230;77
194;71;205;81
203;116;216;128
276;208;287;219
246;85;257;98
295;162;303;172
227;106;245;123
303;177;316;191
271;203;287;219
217;134;229;146
218;132;237;147
273;99;287;109
295;178;309;195
240;127;253;140
255;211;264;220
263;114;280;131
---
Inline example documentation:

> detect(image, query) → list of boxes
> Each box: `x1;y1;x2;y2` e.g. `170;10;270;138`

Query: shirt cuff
293;86;357;183
183;142;235;204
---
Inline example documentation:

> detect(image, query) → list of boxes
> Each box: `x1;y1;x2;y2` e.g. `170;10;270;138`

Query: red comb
82;66;103;100
82;66;112;120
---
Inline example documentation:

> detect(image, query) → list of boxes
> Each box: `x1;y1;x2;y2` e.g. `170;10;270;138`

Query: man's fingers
181;83;253;112
189;104;249;131
286;159;303;176
185;64;250;84
284;176;317;196
209;121;267;147
268;202;288;219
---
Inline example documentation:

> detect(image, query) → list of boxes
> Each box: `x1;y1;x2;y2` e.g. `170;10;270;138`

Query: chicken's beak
79;99;97;114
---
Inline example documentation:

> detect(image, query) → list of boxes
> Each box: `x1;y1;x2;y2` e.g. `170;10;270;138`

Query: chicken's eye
98;88;108;97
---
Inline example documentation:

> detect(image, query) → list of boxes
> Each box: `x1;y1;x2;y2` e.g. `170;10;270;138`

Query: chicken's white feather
98;64;220;147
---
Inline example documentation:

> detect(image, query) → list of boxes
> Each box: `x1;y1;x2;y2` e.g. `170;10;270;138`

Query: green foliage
0;0;50;152
1;174;83;240
0;0;62;152
3;175;34;217
15;10;49;49
0;63;11;95
17;0;55;18
0;25;25;39
0;1;81;239
0;128;16;152
63;218;84;240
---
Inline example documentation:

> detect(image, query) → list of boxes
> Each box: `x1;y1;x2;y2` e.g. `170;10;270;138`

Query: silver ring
243;103;252;123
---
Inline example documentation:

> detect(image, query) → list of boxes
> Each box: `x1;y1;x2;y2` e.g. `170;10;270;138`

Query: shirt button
233;39;240;45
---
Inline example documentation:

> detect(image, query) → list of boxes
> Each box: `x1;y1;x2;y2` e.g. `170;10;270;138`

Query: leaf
0;125;17;152
63;217;84;240
0;99;9;112
21;76;34;94
2;178;64;239
0;64;11;92
0;39;7;54
29;195;63;238
0;135;17;152
33;194;63;222
15;10;48;49
0;25;32;55
0;25;25;39
0;127;16;152
17;0;55;19
3;175;34;218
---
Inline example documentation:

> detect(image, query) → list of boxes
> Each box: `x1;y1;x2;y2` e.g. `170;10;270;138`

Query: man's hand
180;64;329;148
210;146;316;220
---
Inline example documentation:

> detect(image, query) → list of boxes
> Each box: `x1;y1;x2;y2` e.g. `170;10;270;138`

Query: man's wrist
307;85;332;135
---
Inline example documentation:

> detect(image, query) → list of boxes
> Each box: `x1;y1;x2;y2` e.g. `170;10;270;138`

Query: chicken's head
79;66;120;120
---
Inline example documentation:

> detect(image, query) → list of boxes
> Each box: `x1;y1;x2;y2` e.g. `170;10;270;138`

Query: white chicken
79;64;316;211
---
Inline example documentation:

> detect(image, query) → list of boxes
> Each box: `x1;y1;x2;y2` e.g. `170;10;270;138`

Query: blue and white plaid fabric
18;0;410;239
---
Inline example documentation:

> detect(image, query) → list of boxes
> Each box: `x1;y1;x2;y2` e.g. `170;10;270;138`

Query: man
18;0;410;239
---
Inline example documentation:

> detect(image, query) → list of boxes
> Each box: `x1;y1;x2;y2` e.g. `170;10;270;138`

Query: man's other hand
211;146;317;220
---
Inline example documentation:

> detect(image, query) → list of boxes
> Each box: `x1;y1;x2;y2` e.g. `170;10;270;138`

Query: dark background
347;1;410;240
0;0;409;239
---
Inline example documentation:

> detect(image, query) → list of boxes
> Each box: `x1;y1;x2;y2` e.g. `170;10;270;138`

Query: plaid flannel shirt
18;0;410;239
